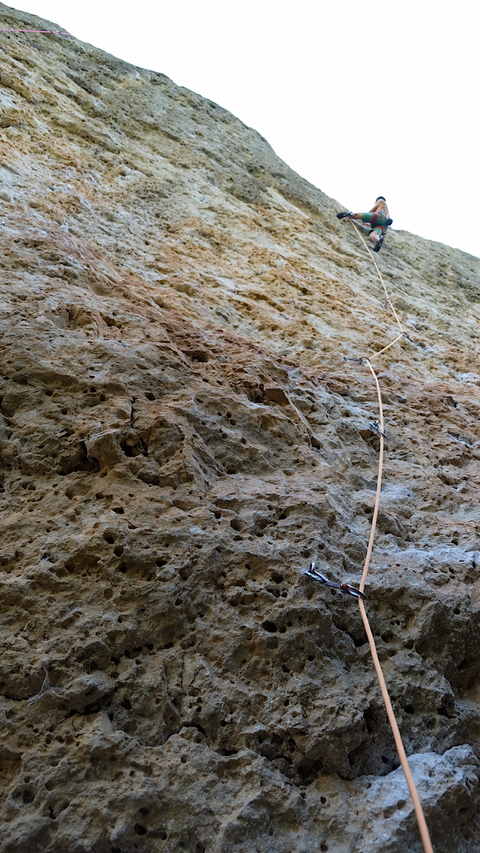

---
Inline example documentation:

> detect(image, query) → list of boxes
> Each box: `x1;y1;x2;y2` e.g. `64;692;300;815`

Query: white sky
7;0;480;258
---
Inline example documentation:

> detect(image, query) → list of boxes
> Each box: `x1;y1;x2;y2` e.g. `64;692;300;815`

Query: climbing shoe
386;218;393;226
373;235;384;252
337;211;352;219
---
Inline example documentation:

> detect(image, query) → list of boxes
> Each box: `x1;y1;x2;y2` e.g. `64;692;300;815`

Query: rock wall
1;4;480;852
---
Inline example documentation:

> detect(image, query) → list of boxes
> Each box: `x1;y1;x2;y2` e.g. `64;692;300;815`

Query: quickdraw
305;562;367;600
369;420;387;438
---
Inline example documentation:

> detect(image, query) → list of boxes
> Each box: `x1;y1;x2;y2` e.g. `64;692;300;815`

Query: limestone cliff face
1;5;480;853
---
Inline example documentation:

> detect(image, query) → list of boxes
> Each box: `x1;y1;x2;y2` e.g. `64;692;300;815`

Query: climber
337;197;393;252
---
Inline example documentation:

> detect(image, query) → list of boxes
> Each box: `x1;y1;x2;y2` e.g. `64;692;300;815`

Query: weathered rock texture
1;5;480;852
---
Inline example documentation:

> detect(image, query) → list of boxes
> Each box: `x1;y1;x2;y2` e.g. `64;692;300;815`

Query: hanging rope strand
358;359;384;594
358;597;435;853
369;332;405;361
347;225;434;853
350;219;404;335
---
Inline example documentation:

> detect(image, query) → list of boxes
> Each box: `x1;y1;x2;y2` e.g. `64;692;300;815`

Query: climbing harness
338;211;393;251
305;563;366;599
308;218;434;853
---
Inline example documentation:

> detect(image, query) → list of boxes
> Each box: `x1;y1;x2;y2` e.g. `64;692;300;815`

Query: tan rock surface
1;4;480;852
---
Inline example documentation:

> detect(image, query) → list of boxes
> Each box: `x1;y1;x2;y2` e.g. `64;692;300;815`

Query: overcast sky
7;0;480;259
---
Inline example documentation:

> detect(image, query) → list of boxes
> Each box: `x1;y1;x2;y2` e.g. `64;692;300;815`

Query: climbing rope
350;221;404;337
349;220;434;853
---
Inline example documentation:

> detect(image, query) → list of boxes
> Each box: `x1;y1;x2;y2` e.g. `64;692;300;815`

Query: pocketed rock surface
1;5;480;852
